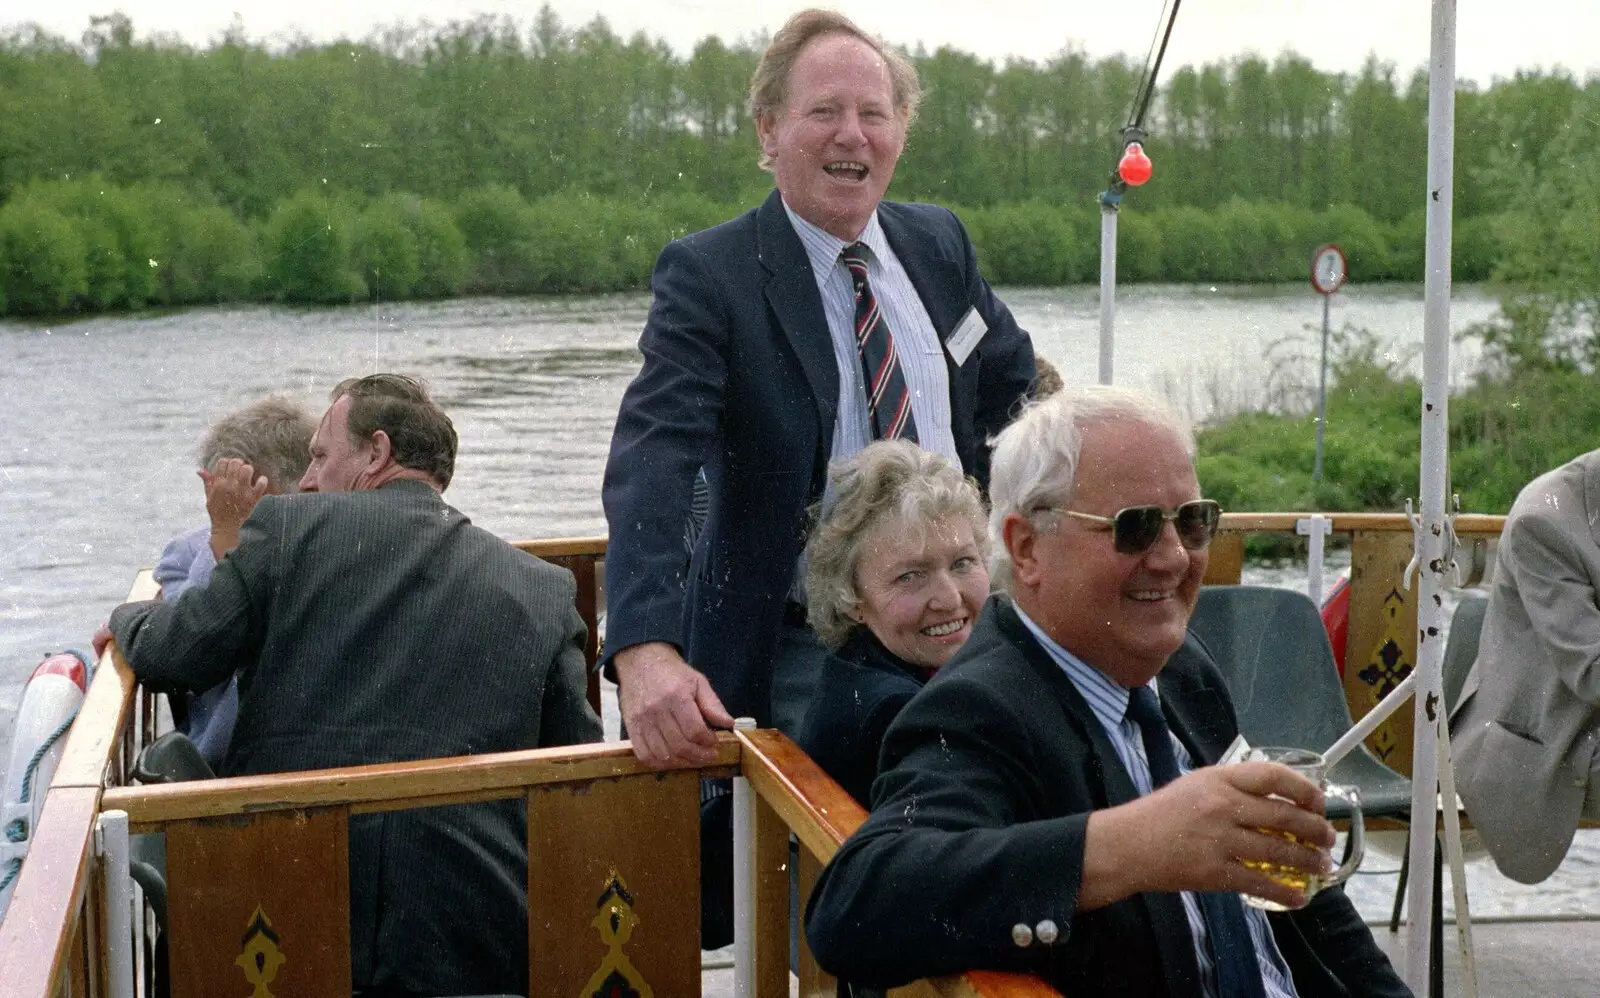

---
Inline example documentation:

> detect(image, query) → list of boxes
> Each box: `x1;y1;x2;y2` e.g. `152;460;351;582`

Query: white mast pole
1097;196;1119;385
1406;0;1457;990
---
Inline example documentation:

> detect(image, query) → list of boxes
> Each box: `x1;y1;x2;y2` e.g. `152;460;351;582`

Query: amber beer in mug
1238;746;1364;911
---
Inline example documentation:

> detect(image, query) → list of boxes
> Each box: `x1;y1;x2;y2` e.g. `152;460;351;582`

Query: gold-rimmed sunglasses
1033;499;1222;556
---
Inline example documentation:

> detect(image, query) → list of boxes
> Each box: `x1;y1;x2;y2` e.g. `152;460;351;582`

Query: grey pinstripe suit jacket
111;478;601;994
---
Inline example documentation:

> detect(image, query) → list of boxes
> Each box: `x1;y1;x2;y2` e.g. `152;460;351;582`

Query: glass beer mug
1238;746;1364;911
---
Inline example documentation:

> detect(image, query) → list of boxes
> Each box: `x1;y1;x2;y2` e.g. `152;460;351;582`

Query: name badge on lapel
945;307;988;367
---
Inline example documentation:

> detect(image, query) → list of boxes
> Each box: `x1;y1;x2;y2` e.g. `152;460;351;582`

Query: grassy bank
1195;327;1600;521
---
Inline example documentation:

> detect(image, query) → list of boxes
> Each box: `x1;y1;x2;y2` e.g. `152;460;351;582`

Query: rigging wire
1103;0;1183;197
1126;0;1174;129
1128;0;1183;133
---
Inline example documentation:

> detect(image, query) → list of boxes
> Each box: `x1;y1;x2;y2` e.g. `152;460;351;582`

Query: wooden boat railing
0;578;1054;997
0;511;1515;996
520;513;1512;779
0;571;161;997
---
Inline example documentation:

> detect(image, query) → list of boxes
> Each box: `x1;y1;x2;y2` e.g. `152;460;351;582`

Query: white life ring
0;651;90;923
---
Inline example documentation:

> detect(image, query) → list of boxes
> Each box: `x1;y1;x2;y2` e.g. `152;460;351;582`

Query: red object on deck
1321;576;1351;679
1118;142;1153;186
31;652;87;691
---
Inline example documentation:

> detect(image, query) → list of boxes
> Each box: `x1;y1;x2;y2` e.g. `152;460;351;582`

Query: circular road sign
1311;244;1347;296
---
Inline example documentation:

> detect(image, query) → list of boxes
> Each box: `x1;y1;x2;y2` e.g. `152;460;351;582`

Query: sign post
1310;244;1347;483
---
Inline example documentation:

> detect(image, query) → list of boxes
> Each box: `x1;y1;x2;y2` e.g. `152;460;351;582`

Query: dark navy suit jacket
797;630;927;806
602;190;1035;720
806;596;1410;997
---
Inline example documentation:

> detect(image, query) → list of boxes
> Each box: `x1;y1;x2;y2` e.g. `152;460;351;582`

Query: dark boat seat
1188;585;1414;820
1441;594;1488;714
127;733;216;945
133;730;216;784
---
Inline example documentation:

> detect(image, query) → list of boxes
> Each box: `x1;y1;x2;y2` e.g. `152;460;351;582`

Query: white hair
987;386;1195;592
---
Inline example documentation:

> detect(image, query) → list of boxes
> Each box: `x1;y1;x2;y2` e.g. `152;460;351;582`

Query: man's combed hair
198;396;317;493
747;8;923;171
987;386;1195;593
805;440;988;649
331;374;458;489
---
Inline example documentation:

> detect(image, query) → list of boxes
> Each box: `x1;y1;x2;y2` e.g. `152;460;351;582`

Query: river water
6;281;1594;921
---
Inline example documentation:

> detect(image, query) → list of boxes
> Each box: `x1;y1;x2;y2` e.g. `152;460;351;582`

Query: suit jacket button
1011;923;1033;947
1035;919;1060;945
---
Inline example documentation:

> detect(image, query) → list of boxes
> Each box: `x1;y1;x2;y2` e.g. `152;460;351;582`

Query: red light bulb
1118;142;1153;186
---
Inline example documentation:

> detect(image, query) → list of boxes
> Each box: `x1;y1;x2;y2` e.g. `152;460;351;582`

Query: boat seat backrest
132;731;215;785
1441;595;1488;713
1188;585;1353;754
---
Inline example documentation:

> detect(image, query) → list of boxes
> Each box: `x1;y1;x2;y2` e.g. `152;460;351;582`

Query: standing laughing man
602;8;1036;768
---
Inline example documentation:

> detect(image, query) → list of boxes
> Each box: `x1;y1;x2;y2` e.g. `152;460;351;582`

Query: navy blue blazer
805;596;1410;997
797;630;929;805
602;191;1036;720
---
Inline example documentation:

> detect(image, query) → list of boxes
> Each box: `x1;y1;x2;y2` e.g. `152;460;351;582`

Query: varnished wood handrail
507;517;1510;551
0;788;100;997
738;729;1061;998
102;738;740;831
1;573;157;998
1214;511;1505;535
50;572;158;790
737;728;867;862
513;535;608;558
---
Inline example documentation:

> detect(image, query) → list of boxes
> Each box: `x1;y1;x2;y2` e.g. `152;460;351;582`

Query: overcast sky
4;1;1598;85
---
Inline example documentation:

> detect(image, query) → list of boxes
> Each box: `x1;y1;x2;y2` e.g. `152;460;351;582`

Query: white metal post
1314;294;1331;482
1097;202;1118;385
1437;724;1480;997
730;716;758;998
1406;0;1457;990
97;809;135;998
1297;515;1332;606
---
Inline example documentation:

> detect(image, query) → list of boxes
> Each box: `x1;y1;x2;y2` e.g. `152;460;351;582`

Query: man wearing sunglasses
807;386;1408;997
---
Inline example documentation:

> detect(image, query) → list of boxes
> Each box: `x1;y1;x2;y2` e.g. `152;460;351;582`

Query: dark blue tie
1126;686;1267;998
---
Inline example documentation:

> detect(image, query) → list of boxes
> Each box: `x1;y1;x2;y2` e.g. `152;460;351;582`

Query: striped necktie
842;243;919;443
1127;686;1268;998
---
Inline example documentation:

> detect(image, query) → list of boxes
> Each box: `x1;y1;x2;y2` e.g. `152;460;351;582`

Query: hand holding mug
1237;746;1365;910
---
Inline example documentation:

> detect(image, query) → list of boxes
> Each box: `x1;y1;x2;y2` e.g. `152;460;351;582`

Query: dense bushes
963;198;1506;287
0;200;87;313
0;180;1511;317
265;191;362;303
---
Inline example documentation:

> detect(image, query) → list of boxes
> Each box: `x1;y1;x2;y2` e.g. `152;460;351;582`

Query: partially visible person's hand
92;623;114;660
1082;761;1336;912
202;458;270;560
614;641;735;768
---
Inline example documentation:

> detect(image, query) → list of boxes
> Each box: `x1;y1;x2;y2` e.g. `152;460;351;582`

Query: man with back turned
805;387;1408;996
105;374;600;996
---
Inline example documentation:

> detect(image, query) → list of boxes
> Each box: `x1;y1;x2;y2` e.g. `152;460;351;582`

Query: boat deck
1374;918;1600;996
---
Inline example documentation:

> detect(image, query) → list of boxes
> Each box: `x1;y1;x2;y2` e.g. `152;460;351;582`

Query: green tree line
0;11;1595;313
1;10;1587;218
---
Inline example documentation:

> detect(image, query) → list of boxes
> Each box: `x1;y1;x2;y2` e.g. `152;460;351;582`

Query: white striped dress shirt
1015;608;1300;998
781;202;959;470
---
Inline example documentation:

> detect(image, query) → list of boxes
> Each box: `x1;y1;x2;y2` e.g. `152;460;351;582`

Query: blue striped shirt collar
781;199;889;277
1012;604;1158;731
